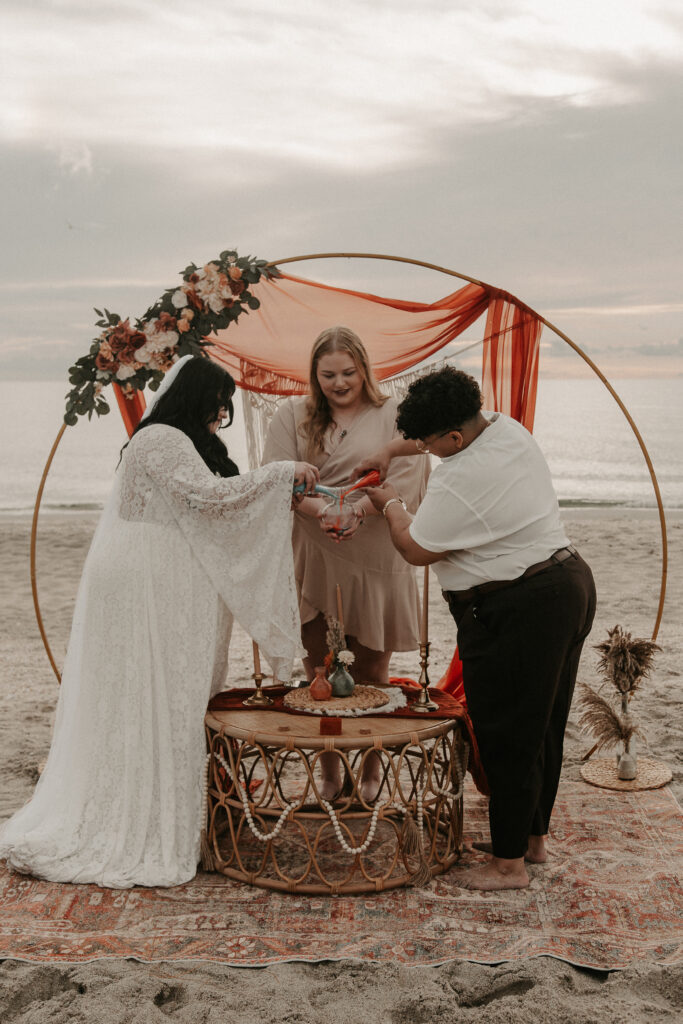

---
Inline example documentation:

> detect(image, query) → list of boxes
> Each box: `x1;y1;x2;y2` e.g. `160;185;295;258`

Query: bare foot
359;750;382;803
526;835;548;864
359;773;381;803
470;839;548;864
457;859;530;891
318;775;342;801
318;751;342;801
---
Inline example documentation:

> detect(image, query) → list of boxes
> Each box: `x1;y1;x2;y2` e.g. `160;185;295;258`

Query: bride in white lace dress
0;357;318;888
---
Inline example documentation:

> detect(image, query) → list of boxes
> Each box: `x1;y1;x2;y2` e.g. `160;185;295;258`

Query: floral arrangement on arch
64;250;278;425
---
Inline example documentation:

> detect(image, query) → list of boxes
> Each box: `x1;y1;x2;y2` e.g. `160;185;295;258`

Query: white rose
171;289;187;309
145;330;178;354
115;364;136;380
135;343;153;364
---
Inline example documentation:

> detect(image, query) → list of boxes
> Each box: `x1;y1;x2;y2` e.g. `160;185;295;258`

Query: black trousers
446;551;596;859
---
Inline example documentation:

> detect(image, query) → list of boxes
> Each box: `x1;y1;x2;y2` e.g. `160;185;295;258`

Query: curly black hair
396;366;482;440
127;356;240;477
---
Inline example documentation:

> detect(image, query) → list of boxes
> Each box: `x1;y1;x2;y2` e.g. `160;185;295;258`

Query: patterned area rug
1;780;681;969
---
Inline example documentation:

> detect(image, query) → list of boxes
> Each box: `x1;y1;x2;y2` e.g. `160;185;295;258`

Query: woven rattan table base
204;710;467;894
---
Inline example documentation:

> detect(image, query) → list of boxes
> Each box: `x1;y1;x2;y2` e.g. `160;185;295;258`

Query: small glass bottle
310;666;332;701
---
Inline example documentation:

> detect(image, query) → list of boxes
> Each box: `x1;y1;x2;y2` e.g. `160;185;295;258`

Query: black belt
444;546;578;606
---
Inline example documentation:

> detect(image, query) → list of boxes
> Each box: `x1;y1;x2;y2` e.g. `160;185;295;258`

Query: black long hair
129;356;240;477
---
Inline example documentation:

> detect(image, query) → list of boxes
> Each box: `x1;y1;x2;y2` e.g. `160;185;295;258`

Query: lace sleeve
125;424;303;680
131;424;295;517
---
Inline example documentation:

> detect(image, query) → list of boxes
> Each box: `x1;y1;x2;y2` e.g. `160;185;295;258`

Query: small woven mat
283;684;389;714
581;756;673;791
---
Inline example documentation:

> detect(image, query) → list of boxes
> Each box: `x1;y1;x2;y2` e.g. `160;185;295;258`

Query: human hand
349;447;392;483
292;462;320;500
365;483;397;513
337;505;365;541
318;503;357;543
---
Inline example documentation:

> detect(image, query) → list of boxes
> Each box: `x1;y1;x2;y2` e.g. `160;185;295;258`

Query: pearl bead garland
320;798;384;856
202;740;469;854
213;751;298;843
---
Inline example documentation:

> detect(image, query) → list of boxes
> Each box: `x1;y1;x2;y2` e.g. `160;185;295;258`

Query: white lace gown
0;425;303;888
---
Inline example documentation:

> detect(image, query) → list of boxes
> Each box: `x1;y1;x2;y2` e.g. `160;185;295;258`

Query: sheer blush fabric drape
1;426;302;887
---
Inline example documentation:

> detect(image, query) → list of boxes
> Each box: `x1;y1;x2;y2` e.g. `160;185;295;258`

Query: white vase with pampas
579;625;659;780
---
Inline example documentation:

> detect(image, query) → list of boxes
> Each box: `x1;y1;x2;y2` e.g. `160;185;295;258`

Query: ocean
1;377;681;514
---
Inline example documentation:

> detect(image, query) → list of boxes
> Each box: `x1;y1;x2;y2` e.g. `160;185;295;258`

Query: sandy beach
1;508;681;1022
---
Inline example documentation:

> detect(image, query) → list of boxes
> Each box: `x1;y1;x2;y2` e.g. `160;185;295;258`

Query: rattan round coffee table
204;706;467;894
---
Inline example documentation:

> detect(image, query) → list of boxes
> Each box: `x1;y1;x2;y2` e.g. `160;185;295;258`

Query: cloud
1;1;682;377
2;1;681;171
54;141;93;175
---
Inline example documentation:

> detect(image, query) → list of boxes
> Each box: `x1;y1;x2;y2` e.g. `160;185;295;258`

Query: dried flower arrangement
579;625;659;779
63;250;278;424
324;617;355;697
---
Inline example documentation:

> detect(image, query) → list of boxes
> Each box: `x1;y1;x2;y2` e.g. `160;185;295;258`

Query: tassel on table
402;812;432;887
200;828;216;872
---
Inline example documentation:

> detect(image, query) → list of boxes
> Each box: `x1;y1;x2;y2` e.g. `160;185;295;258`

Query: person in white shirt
357;367;596;891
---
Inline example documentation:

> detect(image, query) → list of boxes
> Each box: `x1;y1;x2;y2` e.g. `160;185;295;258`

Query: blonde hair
300;326;387;457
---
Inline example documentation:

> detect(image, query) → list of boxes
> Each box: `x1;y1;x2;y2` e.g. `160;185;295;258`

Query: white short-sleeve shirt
409;413;569;592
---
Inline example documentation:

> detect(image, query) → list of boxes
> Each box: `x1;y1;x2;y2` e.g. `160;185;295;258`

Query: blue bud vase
329;663;355;697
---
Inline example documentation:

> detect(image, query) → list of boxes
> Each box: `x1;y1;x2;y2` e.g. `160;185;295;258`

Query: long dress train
0;425;303;887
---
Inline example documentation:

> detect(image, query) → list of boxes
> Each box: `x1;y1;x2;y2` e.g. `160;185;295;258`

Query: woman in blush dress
263;326;430;798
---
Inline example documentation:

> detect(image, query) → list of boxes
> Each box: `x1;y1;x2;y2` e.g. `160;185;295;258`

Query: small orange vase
310;666;332;701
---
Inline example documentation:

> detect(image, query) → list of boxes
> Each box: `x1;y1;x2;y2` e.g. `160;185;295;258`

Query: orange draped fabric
481;292;543;431
434;292;543;706
207;272;491;392
112;384;147;438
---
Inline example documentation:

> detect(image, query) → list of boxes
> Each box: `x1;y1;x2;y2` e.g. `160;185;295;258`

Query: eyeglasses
415;428;461;455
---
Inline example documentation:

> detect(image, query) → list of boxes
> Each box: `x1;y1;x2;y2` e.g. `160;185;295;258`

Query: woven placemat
580;756;673;791
283;684;389;715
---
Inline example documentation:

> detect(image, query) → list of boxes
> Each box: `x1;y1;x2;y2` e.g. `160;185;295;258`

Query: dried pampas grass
595;625;660;697
581;624;658;761
578;683;643;755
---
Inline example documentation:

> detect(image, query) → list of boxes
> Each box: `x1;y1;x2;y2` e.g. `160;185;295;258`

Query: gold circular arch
31;251;668;683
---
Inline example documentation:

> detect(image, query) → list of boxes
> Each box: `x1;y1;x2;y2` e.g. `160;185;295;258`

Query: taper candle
420;565;429;645
336;583;344;634
252;639;262;676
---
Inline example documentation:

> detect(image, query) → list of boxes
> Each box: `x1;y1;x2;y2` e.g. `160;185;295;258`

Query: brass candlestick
243;641;274;707
411;641;438;713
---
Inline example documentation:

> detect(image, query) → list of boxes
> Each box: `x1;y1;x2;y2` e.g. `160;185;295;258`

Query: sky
1;0;682;381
